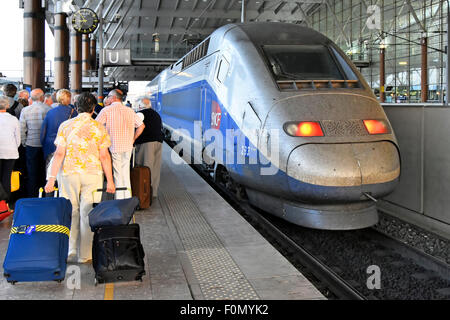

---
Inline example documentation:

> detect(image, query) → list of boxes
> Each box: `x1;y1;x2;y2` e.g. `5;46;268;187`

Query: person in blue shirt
40;89;78;170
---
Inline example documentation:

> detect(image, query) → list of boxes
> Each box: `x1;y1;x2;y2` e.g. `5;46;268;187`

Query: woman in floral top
45;92;115;264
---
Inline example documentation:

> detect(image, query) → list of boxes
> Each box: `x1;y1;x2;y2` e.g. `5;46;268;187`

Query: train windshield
262;45;356;81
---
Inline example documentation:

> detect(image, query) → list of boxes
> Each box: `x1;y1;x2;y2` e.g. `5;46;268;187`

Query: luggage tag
25;225;36;235
16;225;36;235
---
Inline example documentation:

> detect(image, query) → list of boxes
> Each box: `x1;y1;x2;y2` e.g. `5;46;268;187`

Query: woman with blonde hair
40;89;78;169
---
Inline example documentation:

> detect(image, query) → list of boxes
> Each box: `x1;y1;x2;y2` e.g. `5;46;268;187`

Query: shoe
78;258;92;264
67;253;77;263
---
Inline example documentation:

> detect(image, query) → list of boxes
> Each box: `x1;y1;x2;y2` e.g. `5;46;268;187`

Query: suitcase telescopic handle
92;187;131;195
91;187;136;223
92;187;132;201
39;187;58;198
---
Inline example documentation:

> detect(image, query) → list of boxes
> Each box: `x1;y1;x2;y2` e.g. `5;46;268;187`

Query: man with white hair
134;96;163;198
43;93;53;107
19;88;51;197
18;90;29;100
18;89;32;106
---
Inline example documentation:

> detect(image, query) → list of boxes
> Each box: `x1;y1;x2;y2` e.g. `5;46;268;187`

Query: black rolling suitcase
90;188;145;284
92;224;146;284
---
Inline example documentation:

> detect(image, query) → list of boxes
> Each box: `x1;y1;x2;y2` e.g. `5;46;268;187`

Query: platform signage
103;49;131;66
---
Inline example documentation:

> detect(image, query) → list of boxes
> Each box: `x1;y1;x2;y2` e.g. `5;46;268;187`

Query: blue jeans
25;146;45;197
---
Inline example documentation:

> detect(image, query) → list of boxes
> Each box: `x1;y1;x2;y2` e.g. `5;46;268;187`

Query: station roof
46;0;324;81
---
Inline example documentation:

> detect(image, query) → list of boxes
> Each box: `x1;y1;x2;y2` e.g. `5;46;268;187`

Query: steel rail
164;138;366;300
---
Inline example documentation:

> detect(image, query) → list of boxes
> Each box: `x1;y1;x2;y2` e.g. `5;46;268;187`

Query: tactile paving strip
161;175;259;300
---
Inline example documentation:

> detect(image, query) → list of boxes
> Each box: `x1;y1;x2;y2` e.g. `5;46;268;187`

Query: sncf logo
211;101;222;129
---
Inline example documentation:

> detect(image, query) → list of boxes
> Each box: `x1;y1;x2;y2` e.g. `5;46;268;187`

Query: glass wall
309;0;447;103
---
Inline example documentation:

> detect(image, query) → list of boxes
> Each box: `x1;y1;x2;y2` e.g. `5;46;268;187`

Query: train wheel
214;165;230;187
214;165;248;200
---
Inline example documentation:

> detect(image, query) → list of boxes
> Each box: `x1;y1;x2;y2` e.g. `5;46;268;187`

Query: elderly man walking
134;97;163;198
96;89;145;199
19;88;51;197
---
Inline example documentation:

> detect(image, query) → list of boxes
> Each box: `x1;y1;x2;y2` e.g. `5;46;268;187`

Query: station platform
0;142;324;300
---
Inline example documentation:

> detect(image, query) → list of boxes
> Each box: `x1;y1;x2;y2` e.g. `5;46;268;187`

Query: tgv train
146;22;401;230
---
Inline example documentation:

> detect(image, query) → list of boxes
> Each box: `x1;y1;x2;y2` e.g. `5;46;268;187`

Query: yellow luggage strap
10;225;70;237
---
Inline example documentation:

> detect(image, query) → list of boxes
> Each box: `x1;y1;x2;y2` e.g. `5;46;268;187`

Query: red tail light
363;120;389;135
285;122;324;137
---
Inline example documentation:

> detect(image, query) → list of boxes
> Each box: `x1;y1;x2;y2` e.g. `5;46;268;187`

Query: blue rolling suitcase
3;189;72;284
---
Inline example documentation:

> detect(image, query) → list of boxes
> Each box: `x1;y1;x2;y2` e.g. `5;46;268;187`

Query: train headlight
363;120;389;135
284;122;324;137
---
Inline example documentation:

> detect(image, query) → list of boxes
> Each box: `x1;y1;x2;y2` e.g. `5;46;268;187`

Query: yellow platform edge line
104;283;114;300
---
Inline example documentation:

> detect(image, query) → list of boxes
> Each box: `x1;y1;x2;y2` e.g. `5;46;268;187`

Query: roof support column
23;0;45;89
421;37;428;103
98;1;104;104
90;36;97;72
82;34;91;77
54;12;69;90
70;31;82;94
241;0;246;23
380;47;386;103
447;4;450;105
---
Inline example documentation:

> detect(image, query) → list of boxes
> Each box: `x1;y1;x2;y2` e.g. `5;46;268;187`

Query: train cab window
262;45;353;81
217;58;230;84
330;47;358;80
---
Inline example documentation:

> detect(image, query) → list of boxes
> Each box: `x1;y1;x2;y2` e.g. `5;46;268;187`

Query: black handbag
92;224;145;284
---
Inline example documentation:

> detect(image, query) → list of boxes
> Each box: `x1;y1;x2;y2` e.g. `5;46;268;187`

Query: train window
330;47;358;80
181;38;211;70
262;45;348;81
216;58;230;84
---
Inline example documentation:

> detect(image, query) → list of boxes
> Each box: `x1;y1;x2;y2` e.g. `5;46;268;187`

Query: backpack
7;101;19;116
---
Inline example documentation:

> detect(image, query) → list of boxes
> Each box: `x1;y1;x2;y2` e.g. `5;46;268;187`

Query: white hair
137;96;151;110
0;95;10;110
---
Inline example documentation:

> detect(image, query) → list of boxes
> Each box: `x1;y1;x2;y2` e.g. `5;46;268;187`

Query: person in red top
96;89;145;199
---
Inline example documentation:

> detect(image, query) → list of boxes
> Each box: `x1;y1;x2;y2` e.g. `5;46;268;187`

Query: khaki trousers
135;142;162;197
111;151;133;199
59;174;103;261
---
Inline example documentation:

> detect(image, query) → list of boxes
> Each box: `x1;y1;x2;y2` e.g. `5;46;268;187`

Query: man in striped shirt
19;88;51;197
96;89;145;199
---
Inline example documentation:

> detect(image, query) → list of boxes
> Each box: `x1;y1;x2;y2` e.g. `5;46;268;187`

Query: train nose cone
286;142;400;202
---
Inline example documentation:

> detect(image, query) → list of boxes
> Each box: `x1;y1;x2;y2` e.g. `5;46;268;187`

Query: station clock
72;8;99;34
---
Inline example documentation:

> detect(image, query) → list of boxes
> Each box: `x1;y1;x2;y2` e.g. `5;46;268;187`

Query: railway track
165;140;450;300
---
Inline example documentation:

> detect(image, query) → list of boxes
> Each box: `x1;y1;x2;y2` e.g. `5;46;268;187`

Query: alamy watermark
366;5;381;30
170;121;280;176
366;265;381;290
66;265;81;290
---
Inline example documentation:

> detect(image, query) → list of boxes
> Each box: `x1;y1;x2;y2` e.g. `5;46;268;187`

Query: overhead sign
103;49;131;66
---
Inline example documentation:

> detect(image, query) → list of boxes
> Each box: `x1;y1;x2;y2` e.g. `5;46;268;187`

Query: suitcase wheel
55;279;63;284
8;281;17;285
94;277;104;286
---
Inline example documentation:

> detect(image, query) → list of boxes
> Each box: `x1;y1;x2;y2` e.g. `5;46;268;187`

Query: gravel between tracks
374;213;450;265
263;212;450;300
